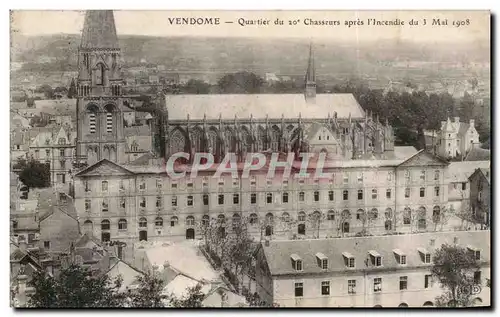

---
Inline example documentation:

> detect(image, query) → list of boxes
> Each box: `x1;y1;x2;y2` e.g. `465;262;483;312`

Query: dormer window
250;176;256;187
316;253;328;270
291;254;303;271
393;249;406;265
418;247;432;264
343;252;355;268
369;250;382;267
468;246;481;260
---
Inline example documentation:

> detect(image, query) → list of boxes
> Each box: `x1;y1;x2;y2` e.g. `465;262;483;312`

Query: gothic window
403;207;411;225
271;125;281;152
96;63;105;86
192;127;206;153
170;129;186;155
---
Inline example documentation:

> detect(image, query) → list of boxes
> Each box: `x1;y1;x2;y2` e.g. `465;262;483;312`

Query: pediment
75;159;134;177
398;150;449;167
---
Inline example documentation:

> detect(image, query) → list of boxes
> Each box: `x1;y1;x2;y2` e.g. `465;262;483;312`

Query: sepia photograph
9;9;491;308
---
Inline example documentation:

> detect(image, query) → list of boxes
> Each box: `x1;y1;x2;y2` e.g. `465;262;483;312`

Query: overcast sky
11;10;489;43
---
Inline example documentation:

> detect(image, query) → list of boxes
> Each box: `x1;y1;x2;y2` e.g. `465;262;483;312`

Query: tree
128;270;168;308
431;244;480;307
181;79;211;94
18;159;51;188
308;211;325;239
217;71;264;94
67;78;77;99
169;283;205;308
28;264;125;308
35;84;54;99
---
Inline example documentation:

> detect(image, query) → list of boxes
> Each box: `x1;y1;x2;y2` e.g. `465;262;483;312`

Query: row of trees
26;264;206;308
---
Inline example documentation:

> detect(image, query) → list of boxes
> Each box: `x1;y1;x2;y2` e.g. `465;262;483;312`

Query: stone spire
304;41;317;103
81;10;120;49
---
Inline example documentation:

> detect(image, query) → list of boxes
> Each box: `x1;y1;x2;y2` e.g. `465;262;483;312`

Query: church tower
304;42;316;103
76;10;126;165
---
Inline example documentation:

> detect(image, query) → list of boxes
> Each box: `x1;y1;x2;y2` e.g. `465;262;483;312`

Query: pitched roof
397;150;449;167
465;146;491;161
75;159;135;177
165;93;365;121
261;230;490;276
458;122;471;136
469;168;491;185
81;10;120;49
448;161;490;183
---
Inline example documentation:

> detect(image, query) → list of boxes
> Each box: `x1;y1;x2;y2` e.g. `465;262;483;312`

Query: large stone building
72;11;460;247
255;230;490;307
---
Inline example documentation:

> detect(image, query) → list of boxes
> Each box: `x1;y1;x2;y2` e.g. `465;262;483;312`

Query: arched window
139;217;147;228
403;207;411;225
423;301;434;307
249;213;258;225
217;214;226;224
83;220;93;233
155;217;163;227
398;303;409;308
101;220;110;231
118;219;127;230
170;216;178;227
356;209;365;220
86;104;98;134
341;210;351;219
342;221;350;233
96;63;105;85
385;208;393;219
265;213;274;224
232;213;241;228
369;208;378;220
327;210;335;221
433;206;441;222
202;215;210;226
282;212;291;223
170;129;187;155
298;211;306;222
186;216;195;226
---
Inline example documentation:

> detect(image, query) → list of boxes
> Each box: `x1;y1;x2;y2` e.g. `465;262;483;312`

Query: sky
11;10;490;43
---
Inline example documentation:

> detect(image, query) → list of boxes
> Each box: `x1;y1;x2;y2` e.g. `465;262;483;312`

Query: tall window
321;281;330;295
299;191;305;202
343;190;349;201
348;280;356;294
434;170;440;181
250;193;256;204
405;188;410;198
187;195;194;206
101;181;108;192
171;196;177;207
102;199;109;212
282;192;289;203
88;113;96;134
434;186;440;197
399;276;408;290
96;63;105;85
203;194;209;206
106;112;113;133
294;282;303;297
420;170;426;181
374;278;382;293
233;193;239;205
420;187;425;198
118;219;127;230
314;191;319;202
357;190;363;200
372;189;378;200
266;193;273;204
404;170;411;182
328;190;334;201
386;189;391;199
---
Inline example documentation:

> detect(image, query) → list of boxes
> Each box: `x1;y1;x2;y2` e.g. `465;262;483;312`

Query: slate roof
465;146;491;161
448;161;490;183
261;230;490;276
165;93;365;120
81;10;120;49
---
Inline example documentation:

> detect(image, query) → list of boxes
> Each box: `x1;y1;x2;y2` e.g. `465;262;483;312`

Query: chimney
470;119;475;128
454;117;460;124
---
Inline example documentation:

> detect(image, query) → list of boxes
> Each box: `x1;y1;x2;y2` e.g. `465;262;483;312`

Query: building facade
73;150;455;245
436;117;480;159
469;168;490;228
254;231;490;307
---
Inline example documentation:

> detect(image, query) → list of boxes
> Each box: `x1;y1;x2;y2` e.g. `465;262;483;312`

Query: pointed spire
305;41;316;83
81;10;120;49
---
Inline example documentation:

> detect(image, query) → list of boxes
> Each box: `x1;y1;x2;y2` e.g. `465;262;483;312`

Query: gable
307;125;338;146
398;150;449;167
75;159;135;177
